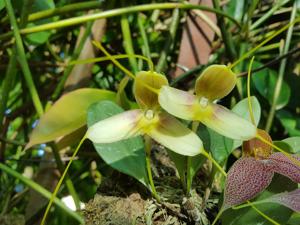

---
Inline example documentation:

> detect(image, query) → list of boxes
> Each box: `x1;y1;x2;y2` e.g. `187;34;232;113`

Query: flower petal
158;86;197;120
146;113;203;156
134;71;168;110
265;189;300;212
86;109;143;143
269;152;300;183
224;157;274;208
201;103;257;140
243;129;273;159
195;65;236;100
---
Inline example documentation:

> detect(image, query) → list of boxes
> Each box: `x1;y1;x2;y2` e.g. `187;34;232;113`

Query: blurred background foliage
0;0;300;224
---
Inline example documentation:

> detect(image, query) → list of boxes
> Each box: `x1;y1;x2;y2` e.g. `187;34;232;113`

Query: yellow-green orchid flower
158;65;257;140
86;71;203;156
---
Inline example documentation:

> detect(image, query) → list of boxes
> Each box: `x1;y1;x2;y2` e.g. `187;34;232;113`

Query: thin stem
212;208;224;225
145;136;160;202
50;143;80;209
250;0;289;30
0;3;239;41
0;163;83;223
171;64;204;86
28;1;102;22
186;156;192;195
137;14;152;67
93;41;136;79
52;21;93;100
186;121;200;195
156;8;180;72
71;54;154;71
212;0;236;60
93;41;159;94
265;1;297;132
19;0;34;27
121;15;138;73
229;17;300;69
237;47;300;77
5;0;44;116
201;149;227;177
247;57;256;125
233;200;267;209
0;50;17;129
41;135;86;225
256;134;300;168
250;204;280;225
191;9;221;37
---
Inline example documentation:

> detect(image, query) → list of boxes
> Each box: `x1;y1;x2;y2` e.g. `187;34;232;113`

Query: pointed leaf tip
27;88;116;149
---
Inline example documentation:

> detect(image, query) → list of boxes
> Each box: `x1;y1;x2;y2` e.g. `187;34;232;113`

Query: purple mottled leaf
223;157;274;208
269;152;300;183
264;189;300;212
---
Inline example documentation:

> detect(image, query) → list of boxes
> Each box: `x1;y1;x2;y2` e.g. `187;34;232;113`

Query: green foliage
252;61;291;110
87;101;149;187
27;88;116;148
1;0;300;224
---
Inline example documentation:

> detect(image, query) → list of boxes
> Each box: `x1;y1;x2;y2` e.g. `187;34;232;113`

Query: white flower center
144;110;155;120
199;97;209;108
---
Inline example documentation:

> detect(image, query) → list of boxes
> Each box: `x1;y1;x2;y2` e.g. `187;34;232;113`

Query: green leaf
0;0;4;11
281;137;300;153
221;174;296;225
27;88;116;148
273;141;294;154
226;0;245;22
252;61;291;110
196;123;233;164
25;23;52;45
287;212;300;225
167;150;206;190
25;0;55;45
87;101;149;187
277;110;300;136
231;96;261;150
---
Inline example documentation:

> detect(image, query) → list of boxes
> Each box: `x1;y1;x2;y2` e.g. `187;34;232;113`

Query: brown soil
83;148;219;225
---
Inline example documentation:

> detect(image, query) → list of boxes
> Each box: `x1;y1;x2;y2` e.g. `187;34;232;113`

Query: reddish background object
174;0;216;77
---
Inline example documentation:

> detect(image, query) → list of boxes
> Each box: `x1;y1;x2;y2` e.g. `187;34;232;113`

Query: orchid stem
247;56;256;125
186;121;200;195
40;135;87;225
145;136;160;202
201;150;227;177
212;208;224;225
249;204;280;225
71;54;154;71
233;200;267;209
229;17;300;69
265;1;297;133
93;41;159;94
